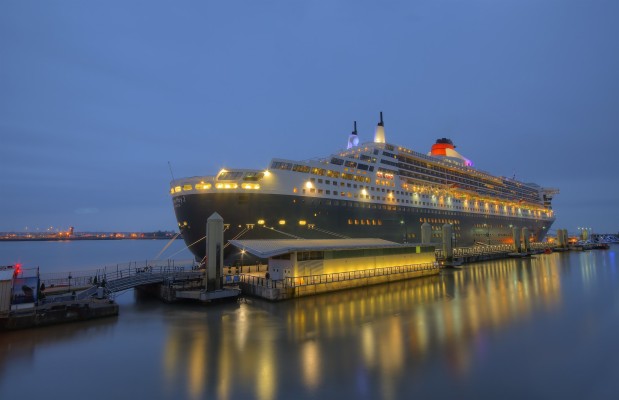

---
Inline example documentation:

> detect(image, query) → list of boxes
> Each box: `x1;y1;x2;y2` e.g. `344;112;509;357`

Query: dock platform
1;298;118;331
238;263;440;301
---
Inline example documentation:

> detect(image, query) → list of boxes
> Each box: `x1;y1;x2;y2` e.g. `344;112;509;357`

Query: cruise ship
170;113;558;262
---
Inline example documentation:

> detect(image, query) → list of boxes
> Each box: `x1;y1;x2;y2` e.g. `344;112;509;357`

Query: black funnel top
436;138;455;146
378;112;384;127
352;121;358;135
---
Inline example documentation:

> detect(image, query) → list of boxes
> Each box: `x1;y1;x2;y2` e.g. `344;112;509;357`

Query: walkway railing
39;259;202;297
39;259;197;289
239;262;439;289
435;242;554;259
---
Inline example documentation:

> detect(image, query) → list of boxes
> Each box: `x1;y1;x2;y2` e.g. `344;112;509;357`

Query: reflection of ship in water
161;256;562;398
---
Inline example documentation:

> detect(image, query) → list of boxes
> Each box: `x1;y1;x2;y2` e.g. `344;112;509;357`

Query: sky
1;0;618;234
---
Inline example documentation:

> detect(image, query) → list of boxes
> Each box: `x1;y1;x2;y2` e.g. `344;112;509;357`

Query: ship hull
173;192;554;262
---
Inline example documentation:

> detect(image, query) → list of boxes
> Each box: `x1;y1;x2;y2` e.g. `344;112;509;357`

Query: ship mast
374;111;386;143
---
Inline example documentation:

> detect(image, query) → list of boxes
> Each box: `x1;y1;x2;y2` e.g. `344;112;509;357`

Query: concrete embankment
0;299;118;331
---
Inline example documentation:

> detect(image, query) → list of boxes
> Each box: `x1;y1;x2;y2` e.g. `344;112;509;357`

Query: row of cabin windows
279;245;440;263
271;161;373;181
358;148;539;202
393;152;540;201
347;219;383;226
304;188;542;217
420;218;461;225
274;158;541;212
292;198;551;224
300;187;538;215
303;179;541;214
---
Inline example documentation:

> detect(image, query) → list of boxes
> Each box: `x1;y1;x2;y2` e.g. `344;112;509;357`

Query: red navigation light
14;263;22;276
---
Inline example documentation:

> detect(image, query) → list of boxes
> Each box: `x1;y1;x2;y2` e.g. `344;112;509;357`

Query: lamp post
484;223;490;245
400;220;408;243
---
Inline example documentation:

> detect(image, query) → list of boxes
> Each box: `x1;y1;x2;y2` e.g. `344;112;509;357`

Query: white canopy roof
228;238;424;258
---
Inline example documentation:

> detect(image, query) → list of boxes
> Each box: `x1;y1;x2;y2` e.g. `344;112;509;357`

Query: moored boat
170;113;558;262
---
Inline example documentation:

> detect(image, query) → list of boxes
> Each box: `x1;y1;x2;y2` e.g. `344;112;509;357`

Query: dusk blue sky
1;1;618;234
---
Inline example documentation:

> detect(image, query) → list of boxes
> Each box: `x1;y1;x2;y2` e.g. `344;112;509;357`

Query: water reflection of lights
257;341;276;400
235;306;249;351
161;257;563;398
361;324;376;367
579;251;597;291
301;340;321;390
188;334;207;399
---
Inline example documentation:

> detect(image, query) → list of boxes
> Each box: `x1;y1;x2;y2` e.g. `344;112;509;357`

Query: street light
484;223;490;245
400;220;408;243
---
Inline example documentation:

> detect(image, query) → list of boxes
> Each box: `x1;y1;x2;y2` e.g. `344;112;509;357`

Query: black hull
173;193;554;262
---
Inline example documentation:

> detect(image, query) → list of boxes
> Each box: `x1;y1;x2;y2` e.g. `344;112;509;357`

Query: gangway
39;260;205;301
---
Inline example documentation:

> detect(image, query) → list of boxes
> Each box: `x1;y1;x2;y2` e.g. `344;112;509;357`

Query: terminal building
228;238;436;280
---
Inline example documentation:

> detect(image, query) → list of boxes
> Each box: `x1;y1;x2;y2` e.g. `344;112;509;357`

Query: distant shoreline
0;236;180;242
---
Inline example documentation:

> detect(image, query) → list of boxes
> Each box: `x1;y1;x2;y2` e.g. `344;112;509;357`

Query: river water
1;241;618;399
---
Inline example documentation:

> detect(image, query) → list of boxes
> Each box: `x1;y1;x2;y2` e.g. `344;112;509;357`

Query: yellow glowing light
305;181;313;189
183;184;192;191
170;188;174;194
264;170;271;177
240;183;261;189
278;220;286;225
257;219;265;225
361;189;368;196
299;220;307;226
174;186;182;193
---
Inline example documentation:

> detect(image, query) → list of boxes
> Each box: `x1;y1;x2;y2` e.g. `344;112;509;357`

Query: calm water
1;241;618;399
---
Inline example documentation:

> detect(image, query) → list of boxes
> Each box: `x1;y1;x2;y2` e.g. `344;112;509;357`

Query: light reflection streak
188;333;207;399
361;324;376;367
257;338;276;400
579;252;596;291
301;340;321;390
217;314;231;400
163;331;179;391
235;306;249;351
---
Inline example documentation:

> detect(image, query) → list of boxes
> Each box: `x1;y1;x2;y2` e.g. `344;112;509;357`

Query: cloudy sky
1;0;617;234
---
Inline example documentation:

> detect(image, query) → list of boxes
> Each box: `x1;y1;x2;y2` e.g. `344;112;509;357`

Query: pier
233;241;558;301
1;232;605;330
